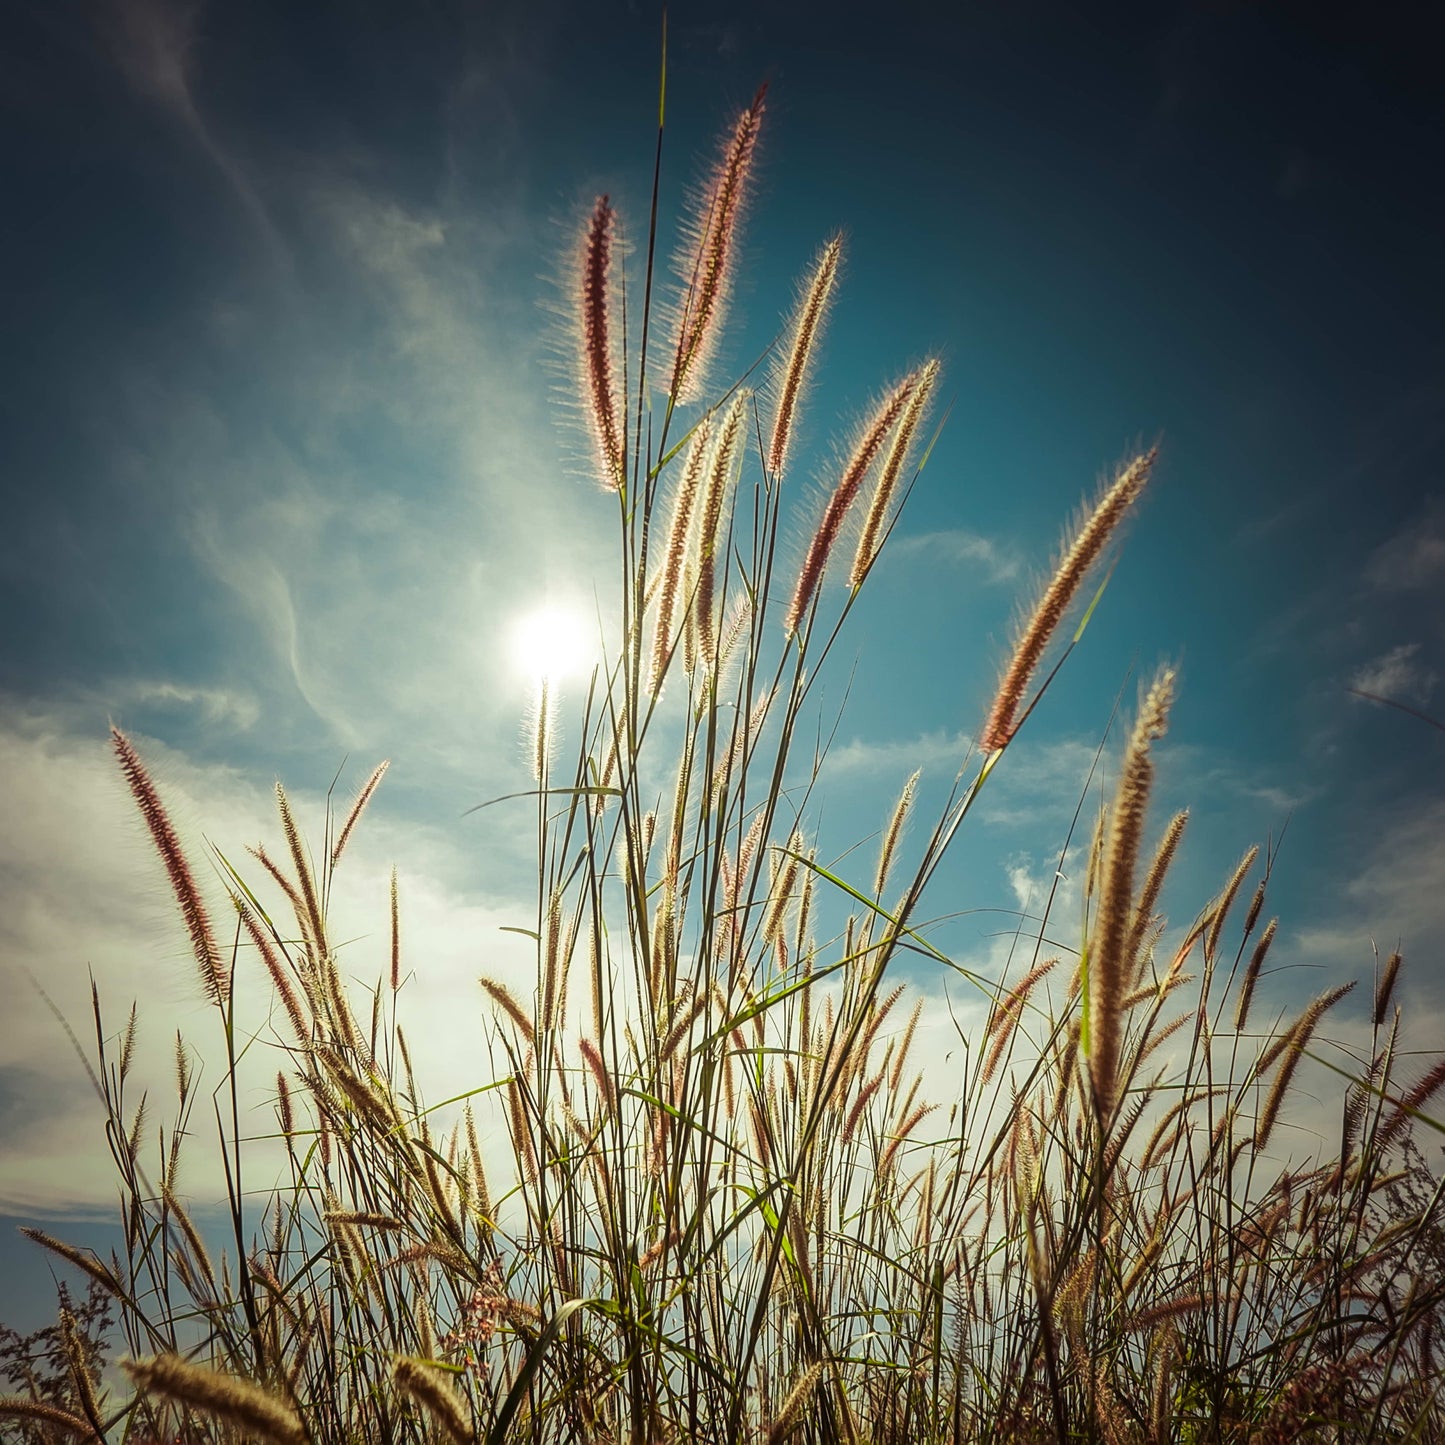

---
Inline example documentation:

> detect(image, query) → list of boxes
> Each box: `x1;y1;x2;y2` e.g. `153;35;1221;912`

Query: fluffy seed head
689;389;749;671
979;448;1156;751
123;1353;304;1445
1089;666;1175;1122
850;357;941;587
766;1362;825;1442
112;727;228;1007
391;1356;473;1445
650;413;712;691
1374;949;1402;1027
331;759;388;869
668;86;766;404
579;195;625;490
1254;981;1356;1152
1234;918;1278;1032
767;234;843;478
784;370;920;639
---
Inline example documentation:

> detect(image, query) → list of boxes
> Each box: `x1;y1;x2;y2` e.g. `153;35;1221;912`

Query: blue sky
2;0;1443;1327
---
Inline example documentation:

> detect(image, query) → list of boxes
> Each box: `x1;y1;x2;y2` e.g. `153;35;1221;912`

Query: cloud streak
103;0;289;266
888;527;1020;583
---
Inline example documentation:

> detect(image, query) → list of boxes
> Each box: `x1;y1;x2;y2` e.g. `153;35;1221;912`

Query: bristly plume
689;389;749;671
111;727;228;1008
391;1356;473;1445
233;892;311;1045
331;759;389;869
1126;809;1188;971
668;85;766;404
767;233;843;478
1254;981;1355;1152
1089;666;1175;1123
1374;949;1402;1027
979;448;1156;751
123;1353;304;1445
578;195;626;490
650;413;713;691
1234;917;1278;1032
389;864;401;992
276;781;328;963
875;769;920;897
784;369;921;639
850;357;941;586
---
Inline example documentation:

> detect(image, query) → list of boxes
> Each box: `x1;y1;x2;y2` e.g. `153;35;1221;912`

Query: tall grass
5;75;1445;1445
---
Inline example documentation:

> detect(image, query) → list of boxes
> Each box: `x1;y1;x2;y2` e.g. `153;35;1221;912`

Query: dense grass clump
5;78;1444;1445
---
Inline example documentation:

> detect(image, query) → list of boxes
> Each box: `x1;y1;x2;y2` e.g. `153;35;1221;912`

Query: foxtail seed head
331;759;388;869
112;727;228;1008
650;413;712;692
668;85;766;404
1090;665;1175;1122
578;195;625;490
689;389;749;671
784;370;920;639
767;234;842;478
979;448;1156;752
850;357;940;587
122;1354;304;1445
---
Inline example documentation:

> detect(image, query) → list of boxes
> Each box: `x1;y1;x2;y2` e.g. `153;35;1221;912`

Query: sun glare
510;605;592;683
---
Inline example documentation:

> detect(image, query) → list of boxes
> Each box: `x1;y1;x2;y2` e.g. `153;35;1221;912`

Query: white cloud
821;727;973;781
888;528;1020;583
0;709;537;1214
1363;497;1445;594
1290;795;1445;998
121;680;261;731
1349;642;1438;707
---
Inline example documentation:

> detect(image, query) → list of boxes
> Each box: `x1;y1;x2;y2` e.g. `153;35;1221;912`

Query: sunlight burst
509;604;592;683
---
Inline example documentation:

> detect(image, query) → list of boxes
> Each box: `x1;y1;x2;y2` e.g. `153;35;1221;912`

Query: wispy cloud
821;727;973;781
121;680;261;731
101;0;288;265
1288;793;1445;1009
889;528;1019;583
1350;642;1438;707
1363;496;1445;594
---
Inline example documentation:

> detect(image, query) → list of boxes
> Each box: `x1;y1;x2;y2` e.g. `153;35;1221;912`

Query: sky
2;0;1443;1330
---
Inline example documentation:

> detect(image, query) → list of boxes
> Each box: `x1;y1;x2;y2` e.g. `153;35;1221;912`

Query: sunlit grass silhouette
4;67;1444;1445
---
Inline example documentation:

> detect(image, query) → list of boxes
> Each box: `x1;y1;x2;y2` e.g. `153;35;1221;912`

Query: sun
509;604;592;683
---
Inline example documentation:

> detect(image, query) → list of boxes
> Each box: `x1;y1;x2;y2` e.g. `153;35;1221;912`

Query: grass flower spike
1089;665;1174;1122
111;726;228;1008
979;447;1156;751
668;85;766;404
579;195;626;490
850;356;940;586
784;368;923;639
767;234;843;478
